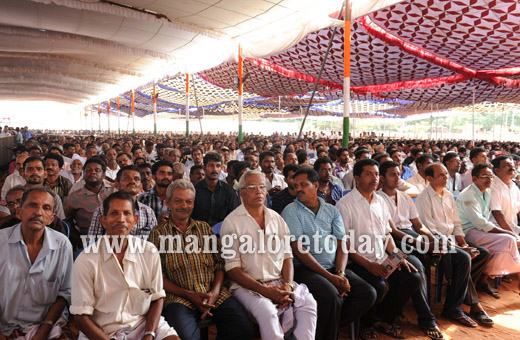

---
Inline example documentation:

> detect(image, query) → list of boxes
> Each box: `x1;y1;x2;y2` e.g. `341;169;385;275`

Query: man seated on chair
148;179;254;340
416;163;492;328
337;159;421;339
458;162;520;293
221;170;317;340
378;161;447;340
0;187;74;340
71;191;180;340
282;167;376;340
406;154;434;195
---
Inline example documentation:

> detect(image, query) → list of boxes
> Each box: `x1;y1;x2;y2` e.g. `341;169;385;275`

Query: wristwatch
285;282;295;291
335;270;346;276
143;331;156;339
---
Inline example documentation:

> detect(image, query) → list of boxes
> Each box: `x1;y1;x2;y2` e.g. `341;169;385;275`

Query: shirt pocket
127;287;152;316
31;277;60;306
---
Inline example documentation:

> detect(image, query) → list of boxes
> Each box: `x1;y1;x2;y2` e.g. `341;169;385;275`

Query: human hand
398;259;418;273
366;261;388;277
263;285;293;306
157;214;169;224
328;273;350;296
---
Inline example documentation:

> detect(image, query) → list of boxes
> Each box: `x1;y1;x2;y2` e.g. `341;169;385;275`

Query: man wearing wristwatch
282;167;377;340
70;191;180;340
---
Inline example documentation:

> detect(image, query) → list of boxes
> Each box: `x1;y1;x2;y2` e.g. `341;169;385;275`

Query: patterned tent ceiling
98;0;520;120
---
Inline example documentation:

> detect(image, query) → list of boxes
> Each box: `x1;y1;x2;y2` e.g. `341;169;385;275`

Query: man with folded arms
221;170;317;340
337;159;421;339
71;191;179;340
282;167;376;340
148;179;254;340
416;163;492;327
0;187;73;340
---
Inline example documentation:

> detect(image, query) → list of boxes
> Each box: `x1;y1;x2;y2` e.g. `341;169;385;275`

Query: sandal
441;312;478;328
478;283;501;299
422;326;444;340
359;326;379;339
470;310;494;327
376;322;405;339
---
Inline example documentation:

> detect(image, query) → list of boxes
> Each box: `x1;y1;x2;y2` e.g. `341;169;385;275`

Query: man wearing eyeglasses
459;162;520;292
221;170;317;340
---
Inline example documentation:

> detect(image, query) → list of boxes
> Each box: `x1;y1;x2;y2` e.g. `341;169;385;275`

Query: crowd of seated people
2;130;520;340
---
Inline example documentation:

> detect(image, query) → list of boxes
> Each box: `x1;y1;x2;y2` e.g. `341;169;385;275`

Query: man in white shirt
104;148;120;182
378;161;445;340
221;170;317;340
416;163;490;328
342;149;371;190
1;153;27;201
71;191;179;340
259;151;287;196
489;155;520;235
337;159;420;339
406;154;434;195
443;152;462;196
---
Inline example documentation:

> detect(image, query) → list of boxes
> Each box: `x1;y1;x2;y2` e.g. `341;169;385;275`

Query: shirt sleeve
220;217;242;272
331;208;347;240
227;188;241;215
457;194;495;232
281;204;303;240
148;247;166;301
277;216;294;260
406;195;419;220
69;254;96;315
57;239;73;305
489;186;503;211
415;193;441;235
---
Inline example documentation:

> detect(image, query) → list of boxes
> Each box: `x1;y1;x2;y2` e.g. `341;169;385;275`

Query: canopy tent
2;0;520;123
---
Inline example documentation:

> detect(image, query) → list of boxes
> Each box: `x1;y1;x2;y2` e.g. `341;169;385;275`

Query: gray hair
166;179;196;200
172;162;185;175
20;186;59;213
238;170;266;190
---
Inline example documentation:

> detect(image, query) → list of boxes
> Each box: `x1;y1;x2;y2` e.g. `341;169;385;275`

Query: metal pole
430;104;433;140
84;107;88;131
238;45;243;142
472;78;475;144
342;0;351;148
153;81;157;138
98;103;101;132
107;100;110;134
297;4;344;141
185;74;190;138
500;105;504;141
117;97;120;136
131;89;135;136
493;102;496;141
90;105;93;133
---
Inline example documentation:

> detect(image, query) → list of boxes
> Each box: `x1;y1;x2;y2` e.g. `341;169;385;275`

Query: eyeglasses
478;175;493;179
242;185;267;192
6;199;21;208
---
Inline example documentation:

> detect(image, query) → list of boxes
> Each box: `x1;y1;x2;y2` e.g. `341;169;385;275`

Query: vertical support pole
90;105;93;133
238;44;244;143
107;100;110;134
430;104;433;140
117;97;120;136
131;89;135;136
84;107;88;131
153;81;158;138
186;74;190;138
342;0;351;148
500;105;504;141
472;78;475;144
493;102;496;141
98;103;101;132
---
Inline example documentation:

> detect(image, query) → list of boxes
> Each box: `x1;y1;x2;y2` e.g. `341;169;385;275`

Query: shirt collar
101;235;138;263
425;184;445;198
7;223;60;251
294;197;326;215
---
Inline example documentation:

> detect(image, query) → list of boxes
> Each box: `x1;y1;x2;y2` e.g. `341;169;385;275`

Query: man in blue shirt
0;187;73;339
314;157;343;205
282;167;376;340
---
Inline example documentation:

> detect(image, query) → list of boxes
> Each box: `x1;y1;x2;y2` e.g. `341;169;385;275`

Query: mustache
175;208;191;213
29;216;44;223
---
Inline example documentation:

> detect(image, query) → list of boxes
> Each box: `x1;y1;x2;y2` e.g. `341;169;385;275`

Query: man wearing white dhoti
457;163;520;289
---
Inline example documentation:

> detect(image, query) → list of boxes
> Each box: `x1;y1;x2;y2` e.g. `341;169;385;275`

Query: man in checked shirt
87;165;157;241
148;179;254;340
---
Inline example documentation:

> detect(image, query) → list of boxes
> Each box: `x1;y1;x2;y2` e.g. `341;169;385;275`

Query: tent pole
342;0;351;148
84;107;88;132
117;97;120;136
185;74;190;139
107;100;110;135
493;102;496;141
500;105;504;141
153;81;157;138
131;89;135;136
472;78;475;144
238;44;243;143
297;3;344;141
98;103;101;133
429;104;433;140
